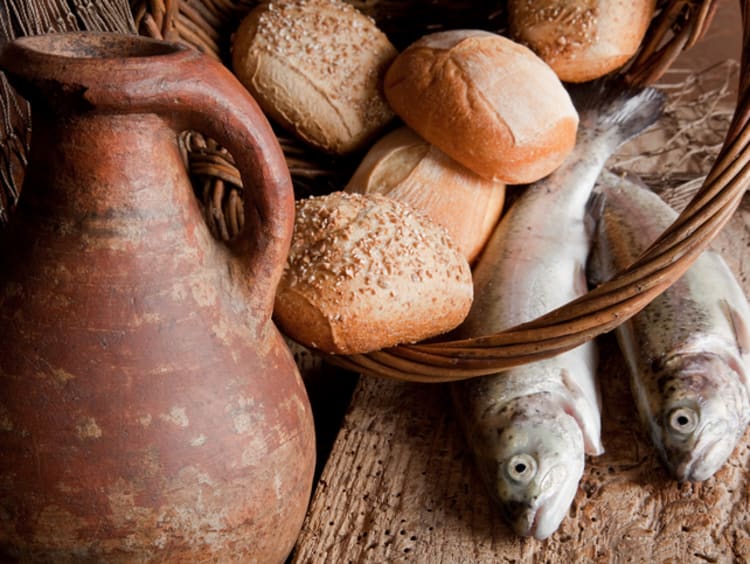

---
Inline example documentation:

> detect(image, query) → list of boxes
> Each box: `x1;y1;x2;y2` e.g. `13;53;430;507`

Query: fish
587;169;750;482
451;81;665;540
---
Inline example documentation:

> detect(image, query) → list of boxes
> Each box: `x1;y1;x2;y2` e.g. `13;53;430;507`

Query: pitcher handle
83;39;295;323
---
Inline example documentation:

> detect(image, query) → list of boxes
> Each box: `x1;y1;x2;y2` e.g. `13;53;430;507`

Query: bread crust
508;0;656;83
384;30;578;184
232;0;397;154
346;127;505;262
274;192;473;354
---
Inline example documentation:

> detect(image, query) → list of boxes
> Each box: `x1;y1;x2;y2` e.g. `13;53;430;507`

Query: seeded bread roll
232;0;397;154
508;0;655;83
274;192;473;355
346;127;505;263
383;30;578;185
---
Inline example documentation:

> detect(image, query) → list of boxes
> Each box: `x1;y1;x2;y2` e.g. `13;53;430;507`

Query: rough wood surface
292;202;750;564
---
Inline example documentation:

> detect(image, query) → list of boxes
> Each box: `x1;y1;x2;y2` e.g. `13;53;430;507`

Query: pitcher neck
25;110;189;218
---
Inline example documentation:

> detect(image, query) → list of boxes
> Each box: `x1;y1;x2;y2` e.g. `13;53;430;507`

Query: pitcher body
0;33;315;562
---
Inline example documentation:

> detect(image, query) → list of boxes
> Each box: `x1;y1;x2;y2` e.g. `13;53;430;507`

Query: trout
588;170;750;482
451;82;665;539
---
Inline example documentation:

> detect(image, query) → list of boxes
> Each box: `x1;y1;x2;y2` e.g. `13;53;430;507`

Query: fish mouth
509;503;545;539
508;484;572;539
510;497;558;540
529;504;550;540
504;461;579;539
671;432;736;482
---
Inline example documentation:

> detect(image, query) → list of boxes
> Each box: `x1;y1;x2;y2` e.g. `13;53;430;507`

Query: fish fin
560;368;604;456
586;246;604;287
586;183;607;225
560;368;584;402
575;261;590;295
584;189;602;237
585;187;608;286
569;78;666;148
721;298;750;355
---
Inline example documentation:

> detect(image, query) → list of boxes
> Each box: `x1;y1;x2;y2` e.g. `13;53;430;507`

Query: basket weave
137;0;743;382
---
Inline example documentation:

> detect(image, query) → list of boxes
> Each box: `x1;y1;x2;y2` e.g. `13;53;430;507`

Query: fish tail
570;78;666;147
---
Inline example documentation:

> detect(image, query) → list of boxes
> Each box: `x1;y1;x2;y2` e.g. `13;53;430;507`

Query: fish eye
668;407;699;435
505;453;538;485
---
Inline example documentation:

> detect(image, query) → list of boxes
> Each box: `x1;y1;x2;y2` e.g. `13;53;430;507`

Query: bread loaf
232;0;397;154
383;30;578;185
346;127;505;263
274;192;473;355
508;0;656;83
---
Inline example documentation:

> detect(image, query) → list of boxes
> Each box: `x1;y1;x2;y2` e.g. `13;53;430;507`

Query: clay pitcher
0;32;315;562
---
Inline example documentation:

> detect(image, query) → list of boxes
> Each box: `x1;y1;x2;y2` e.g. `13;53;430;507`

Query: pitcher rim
0;31;194;80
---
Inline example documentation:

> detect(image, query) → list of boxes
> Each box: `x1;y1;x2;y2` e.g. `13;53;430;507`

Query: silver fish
451;82;665;540
588;170;750;482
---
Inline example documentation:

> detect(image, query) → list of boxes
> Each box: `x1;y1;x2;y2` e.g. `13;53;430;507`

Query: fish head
482;404;585;540
654;353;747;482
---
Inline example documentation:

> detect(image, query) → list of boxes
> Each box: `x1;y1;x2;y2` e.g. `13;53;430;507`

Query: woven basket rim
132;0;744;382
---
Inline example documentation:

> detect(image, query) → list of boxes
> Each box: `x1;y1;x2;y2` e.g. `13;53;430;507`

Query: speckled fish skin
452;84;663;539
451;82;665;540
588;170;750;482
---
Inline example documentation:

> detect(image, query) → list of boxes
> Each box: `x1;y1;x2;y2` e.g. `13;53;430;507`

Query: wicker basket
131;1;750;380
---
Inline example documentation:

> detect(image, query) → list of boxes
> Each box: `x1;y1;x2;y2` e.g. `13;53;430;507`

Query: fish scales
451;81;665;540
588;170;750;482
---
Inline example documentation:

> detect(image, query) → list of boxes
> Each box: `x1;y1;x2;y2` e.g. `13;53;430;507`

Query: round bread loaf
383;30;578;184
508;0;655;83
231;0;397;154
346;127;505;263
274;191;473;355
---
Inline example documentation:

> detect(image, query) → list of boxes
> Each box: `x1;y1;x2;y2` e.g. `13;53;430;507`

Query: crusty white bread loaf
508;0;655;83
274;191;473;355
383;30;579;185
346;127;505;263
231;0;397;154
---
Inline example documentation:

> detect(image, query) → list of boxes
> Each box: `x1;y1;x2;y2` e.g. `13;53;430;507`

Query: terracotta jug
0;32;315;562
